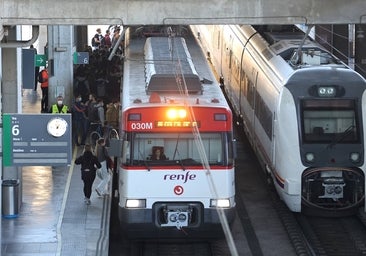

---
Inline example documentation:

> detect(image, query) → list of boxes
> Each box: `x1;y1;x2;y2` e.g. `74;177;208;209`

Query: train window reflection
301;100;359;143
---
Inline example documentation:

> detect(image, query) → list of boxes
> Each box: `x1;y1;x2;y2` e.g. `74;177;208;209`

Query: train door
223;33;235;107
246;68;258;145
238;48;247;119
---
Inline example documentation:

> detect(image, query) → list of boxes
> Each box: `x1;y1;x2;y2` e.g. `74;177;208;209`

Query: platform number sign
73;52;89;64
2;114;72;166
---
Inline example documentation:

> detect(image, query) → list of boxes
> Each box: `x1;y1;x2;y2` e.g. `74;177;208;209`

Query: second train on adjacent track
191;24;366;215
117;26;236;238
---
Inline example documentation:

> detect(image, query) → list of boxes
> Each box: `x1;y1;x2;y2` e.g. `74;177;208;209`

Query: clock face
47;117;68;137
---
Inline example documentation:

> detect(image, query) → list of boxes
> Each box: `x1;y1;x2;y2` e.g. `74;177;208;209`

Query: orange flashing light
167;108;187;119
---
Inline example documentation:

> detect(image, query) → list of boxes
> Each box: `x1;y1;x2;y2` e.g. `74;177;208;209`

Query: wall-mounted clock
47;117;68;137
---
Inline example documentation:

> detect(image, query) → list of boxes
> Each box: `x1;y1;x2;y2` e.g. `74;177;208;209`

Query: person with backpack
91;28;103;50
75;144;101;205
38;68;49;113
71;95;87;146
85;93;100;134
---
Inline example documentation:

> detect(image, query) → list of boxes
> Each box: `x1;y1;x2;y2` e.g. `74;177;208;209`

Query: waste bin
2;179;20;218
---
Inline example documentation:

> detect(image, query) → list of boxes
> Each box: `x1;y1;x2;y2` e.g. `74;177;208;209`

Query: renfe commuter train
118;26;236;238
190;24;366;215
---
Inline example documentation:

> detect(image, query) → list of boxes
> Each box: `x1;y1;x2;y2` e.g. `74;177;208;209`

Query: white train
191;24;366;215
118;26;236;238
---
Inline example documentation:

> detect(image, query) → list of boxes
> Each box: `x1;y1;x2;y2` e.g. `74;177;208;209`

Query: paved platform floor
1;88;111;255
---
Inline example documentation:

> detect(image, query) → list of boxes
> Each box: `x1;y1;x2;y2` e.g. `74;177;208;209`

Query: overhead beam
1;0;366;25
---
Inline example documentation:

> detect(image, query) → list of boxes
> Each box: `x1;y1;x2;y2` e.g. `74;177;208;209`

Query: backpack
75;78;89;98
91;36;97;47
88;102;100;122
38;70;46;83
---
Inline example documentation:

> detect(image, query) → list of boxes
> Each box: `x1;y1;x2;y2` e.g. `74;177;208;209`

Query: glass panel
302;100;359;143
127;132;229;166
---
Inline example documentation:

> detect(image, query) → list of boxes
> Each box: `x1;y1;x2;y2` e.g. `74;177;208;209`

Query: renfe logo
174;185;184;195
163;171;197;184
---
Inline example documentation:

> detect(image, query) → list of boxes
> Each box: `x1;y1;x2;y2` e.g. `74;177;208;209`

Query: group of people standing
71;93;120;146
72;26;124;205
91;26;123;52
72;93;119;205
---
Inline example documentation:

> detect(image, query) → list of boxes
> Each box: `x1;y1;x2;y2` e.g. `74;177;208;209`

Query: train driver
151;146;167;160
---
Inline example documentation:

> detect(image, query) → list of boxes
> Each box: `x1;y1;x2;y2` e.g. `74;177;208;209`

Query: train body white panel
192;24;366;215
119;168;235;208
119;26;236;238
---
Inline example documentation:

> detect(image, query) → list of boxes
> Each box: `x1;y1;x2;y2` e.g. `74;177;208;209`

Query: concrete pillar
47;25;74;108
1;32;22;214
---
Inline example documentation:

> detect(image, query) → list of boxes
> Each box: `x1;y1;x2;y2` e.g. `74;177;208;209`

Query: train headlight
210;199;230;208
305;152;315;163
167;108;187;119
125;199;146;208
350;152;360;163
318;86;336;97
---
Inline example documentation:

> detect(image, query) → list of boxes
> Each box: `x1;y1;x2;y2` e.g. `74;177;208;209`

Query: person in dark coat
74;144;101;205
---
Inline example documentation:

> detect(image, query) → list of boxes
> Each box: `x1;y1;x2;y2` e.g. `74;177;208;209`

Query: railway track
295;211;366;256
121;239;232;256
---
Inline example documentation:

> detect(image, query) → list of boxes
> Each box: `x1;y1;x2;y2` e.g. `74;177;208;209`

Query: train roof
122;29;229;110
144;37;202;94
251;25;344;68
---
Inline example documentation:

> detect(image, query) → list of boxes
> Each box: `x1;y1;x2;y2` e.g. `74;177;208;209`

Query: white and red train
190;24;366;215
118;26;236;238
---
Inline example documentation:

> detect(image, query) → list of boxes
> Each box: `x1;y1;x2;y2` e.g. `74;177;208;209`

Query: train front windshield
301;99;360;143
122;132;234;166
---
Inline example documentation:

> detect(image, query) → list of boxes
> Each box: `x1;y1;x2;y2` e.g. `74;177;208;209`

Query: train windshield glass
301;99;359;143
122;132;233;166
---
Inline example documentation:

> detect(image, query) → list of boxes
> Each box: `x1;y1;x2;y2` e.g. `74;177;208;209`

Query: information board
3;114;72;166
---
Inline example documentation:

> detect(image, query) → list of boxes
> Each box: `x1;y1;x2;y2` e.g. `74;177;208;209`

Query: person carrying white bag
95;138;113;196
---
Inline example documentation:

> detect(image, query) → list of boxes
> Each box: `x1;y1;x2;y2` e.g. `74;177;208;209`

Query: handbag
96;169;103;179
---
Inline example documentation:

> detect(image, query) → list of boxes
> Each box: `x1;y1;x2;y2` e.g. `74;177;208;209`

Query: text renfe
164;171;197;184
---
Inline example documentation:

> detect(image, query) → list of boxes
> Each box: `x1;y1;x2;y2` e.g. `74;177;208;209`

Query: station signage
2;114;72;166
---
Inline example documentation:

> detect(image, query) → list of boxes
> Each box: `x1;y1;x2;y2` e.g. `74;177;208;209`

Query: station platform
1;88;112;255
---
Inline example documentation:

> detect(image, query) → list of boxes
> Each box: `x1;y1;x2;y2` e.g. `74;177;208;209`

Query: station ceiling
1;0;366;25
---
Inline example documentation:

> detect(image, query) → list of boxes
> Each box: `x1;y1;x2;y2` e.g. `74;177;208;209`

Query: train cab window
301;99;359;143
124;132;233;166
150;146;167;160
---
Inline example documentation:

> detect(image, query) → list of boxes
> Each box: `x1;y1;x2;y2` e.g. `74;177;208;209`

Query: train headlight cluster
125;199;146;208
210;199;230;208
167;108;187;119
350;152;360;163
318;86;336;97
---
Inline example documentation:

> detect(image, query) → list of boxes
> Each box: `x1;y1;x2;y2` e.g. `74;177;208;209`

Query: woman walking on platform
75;144;101;205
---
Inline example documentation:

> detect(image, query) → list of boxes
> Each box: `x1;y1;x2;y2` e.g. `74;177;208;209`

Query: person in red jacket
39;68;49;113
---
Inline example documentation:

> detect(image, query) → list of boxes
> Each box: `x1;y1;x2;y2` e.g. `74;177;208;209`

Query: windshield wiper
137;149;150;171
172;133;186;171
326;125;355;149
